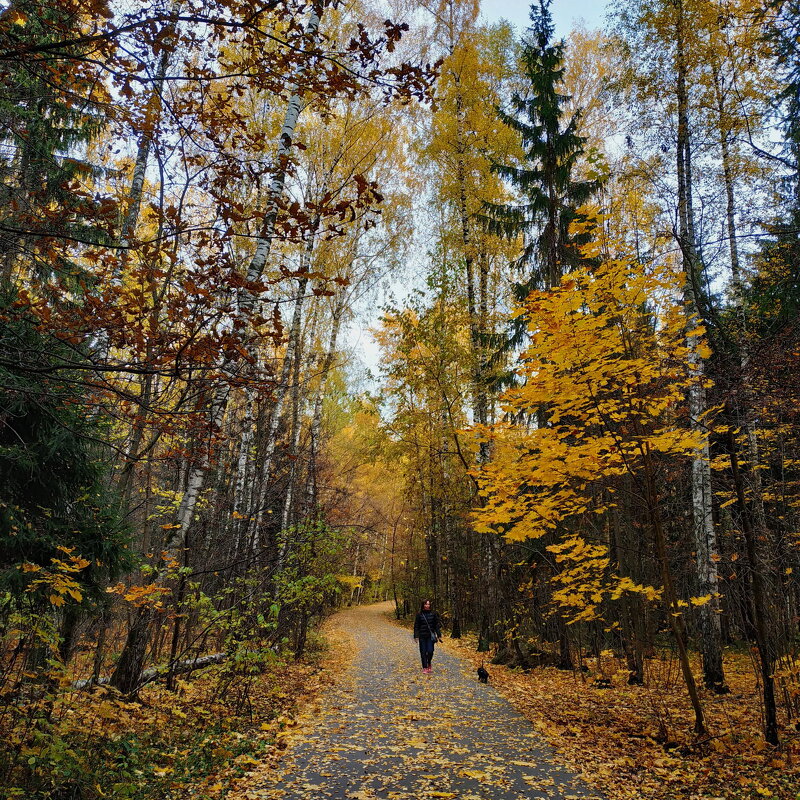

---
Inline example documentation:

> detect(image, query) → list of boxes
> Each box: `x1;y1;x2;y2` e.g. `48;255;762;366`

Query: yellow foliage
472;220;711;621
689;594;713;607
21;550;91;607
336;575;365;590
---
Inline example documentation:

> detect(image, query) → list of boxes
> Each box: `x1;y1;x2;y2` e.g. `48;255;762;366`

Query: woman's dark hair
419;599;432;612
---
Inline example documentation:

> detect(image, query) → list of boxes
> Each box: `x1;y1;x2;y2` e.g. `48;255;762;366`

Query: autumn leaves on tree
0;2;435;795
378;0;800;753
2;0;800;797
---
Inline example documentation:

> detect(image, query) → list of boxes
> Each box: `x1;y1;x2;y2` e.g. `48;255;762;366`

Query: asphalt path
254;601;603;800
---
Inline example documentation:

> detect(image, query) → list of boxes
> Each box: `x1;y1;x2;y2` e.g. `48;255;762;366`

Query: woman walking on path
413;599;443;673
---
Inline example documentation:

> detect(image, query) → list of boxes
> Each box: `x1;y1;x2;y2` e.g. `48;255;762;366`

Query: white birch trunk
120;40;172;249
231;396;256;549
248;205;323;546
280;294;319;530
248;273;310;547
108;2;326;687
305;288;346;511
278;304;311;535
170;5;323;555
675;0;725;691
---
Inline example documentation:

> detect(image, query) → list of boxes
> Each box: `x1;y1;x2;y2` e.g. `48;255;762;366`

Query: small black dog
477;665;489;684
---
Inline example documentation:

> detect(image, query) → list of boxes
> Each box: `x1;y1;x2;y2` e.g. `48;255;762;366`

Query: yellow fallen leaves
447;630;800;800
459;769;489;780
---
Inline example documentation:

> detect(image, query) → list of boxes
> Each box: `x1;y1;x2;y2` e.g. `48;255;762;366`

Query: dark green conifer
0;297;131;605
0;0;109;286
768;0;800;205
746;1;800;330
0;3;127;622
484;0;600;307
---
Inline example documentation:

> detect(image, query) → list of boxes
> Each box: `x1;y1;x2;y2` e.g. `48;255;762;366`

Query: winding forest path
249;602;603;800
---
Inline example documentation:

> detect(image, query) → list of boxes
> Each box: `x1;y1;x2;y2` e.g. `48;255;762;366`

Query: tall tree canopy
484;0;600;295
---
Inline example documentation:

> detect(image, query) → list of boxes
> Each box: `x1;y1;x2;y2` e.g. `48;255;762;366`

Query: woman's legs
419;637;434;669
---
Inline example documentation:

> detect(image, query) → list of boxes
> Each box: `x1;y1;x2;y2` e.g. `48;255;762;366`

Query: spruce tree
484;0;600;305
0;302;131;599
481;1;602;666
0;4;128;660
0;0;109;286
748;1;800;329
768;0;800;206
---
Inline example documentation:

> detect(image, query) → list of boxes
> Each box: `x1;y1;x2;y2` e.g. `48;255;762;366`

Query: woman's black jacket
413;610;442;640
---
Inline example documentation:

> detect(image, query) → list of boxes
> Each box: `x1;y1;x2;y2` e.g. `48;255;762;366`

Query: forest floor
444;631;800;800
226;602;800;800
1;631;333;800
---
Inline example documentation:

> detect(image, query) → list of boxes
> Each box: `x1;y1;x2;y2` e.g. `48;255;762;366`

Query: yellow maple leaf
689;594;712;606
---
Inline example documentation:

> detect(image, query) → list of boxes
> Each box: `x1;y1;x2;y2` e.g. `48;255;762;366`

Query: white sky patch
484;0;609;37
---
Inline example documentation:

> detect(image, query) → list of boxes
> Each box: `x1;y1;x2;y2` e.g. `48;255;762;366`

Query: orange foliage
447;633;800;800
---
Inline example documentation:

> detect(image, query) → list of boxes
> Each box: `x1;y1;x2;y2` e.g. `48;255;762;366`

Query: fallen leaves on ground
1;636;337;800
223;617;353;800
231;602;600;800
444;632;800;800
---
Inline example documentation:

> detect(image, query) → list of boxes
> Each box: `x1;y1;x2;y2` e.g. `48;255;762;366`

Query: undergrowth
0;641;327;800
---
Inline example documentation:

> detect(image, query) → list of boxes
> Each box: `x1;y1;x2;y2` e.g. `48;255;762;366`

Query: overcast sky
482;0;609;36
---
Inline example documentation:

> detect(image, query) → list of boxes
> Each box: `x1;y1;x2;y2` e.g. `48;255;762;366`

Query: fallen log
73;652;227;691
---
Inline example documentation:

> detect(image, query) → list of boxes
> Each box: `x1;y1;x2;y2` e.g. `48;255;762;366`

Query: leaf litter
229;601;603;800
445;631;800;800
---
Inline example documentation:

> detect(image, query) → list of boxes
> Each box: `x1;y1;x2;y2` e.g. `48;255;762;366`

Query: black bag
423;613;438;643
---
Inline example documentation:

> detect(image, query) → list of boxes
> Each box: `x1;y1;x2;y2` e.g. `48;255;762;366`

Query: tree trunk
674;0;726;694
110;6;324;691
611;499;645;685
180;2;323;554
58;605;80;664
256;273;310;561
278;300;308;535
644;451;706;735
726;424;779;745
110;607;153;694
119;37;172;249
91;611;108;685
306;288;346;510
557;619;572;670
279;225;320;538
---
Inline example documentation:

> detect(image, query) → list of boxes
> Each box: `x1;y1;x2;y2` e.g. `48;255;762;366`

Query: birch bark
675;0;726;693
248;228;317;554
305;287;346;512
278;276;317;537
110;4;324;695
168;5;323;557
